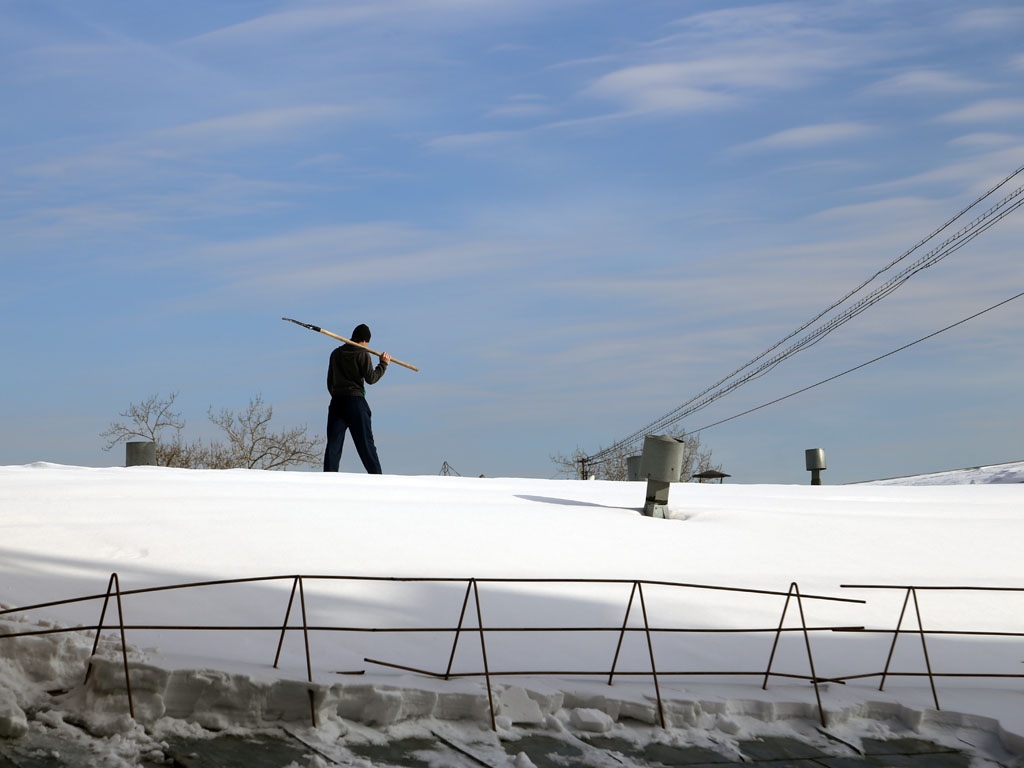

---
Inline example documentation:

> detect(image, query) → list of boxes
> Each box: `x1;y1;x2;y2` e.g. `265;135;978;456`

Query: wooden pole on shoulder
282;317;419;372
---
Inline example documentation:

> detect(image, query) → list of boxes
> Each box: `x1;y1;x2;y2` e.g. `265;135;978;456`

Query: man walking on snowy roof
323;323;391;474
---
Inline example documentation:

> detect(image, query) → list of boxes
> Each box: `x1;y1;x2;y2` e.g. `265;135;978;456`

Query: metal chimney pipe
805;448;826;485
640;435;685;517
126;441;157;467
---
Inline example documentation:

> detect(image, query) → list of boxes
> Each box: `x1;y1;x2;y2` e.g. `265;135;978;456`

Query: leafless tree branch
101;393;320;470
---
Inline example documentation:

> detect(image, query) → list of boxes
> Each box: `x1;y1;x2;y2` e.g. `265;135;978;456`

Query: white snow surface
2;461;1024;765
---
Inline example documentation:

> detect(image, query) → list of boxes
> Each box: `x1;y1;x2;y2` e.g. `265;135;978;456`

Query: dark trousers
323;396;382;474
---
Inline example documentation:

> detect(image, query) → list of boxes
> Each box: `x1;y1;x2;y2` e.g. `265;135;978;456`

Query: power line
584;164;1024;465
634;184;1023;437
690;289;1024;434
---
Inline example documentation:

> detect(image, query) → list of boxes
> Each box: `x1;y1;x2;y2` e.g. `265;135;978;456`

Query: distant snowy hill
859;459;1024;485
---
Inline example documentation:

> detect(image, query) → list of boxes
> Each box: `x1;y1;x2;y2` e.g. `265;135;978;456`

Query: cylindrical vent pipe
640;435;685;483
626;456;642;482
126;441;157;467
640;435;685;517
805;448;826;485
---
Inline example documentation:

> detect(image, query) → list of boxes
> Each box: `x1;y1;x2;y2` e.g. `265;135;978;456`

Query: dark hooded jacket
327;343;388;398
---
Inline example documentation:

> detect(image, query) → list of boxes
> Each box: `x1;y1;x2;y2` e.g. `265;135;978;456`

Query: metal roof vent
639;434;685;517
805;448;826;485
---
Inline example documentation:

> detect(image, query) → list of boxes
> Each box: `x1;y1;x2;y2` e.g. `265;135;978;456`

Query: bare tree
207;395;320;470
101;392;191;467
160;433;219;469
551;429;719;482
102;393;320;470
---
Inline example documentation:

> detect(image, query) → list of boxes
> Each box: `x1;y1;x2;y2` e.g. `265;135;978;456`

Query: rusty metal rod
273;576;301;669
113;573;135;720
843;584;1024;591
879;587;913;693
366;659;833;680
84;572;117;686
762;582;794;690
837;628;1024;636
2;624;866;638
911;587;940;710
9;625;866;634
472;580;497;732
608;581;638;686
638;582;665;728
793;583;825;727
830;671;1024;680
761;582;827;728
444;580;474;680
298;576;317;727
3;574;864;620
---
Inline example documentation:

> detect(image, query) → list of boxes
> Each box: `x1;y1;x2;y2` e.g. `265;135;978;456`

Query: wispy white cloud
485;103;548;120
598;53;816;92
582;46;844;116
184;0;580;45
13;22;234;101
939;98;1024;123
732;122;874;154
427;130;523;151
235;240;517;295
5;172;298;249
539;110;640;132
8;202;161;238
19;145;144;179
950;7;1024;31
577;4;887;122
800;196;942;228
867;69;987;96
485;95;549;120
15;41;127;77
16;104;368;182
666;3;829;38
545;53;619;72
183;5;386;45
948;133;1022;150
862;146;1024;196
584;63;738;114
189;223;424;263
488;42;529;54
294;153;347;168
179;222;546;301
156;104;361;146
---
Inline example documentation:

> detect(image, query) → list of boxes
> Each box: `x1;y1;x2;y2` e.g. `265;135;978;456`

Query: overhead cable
690;289;1024;434
584;165;1024;465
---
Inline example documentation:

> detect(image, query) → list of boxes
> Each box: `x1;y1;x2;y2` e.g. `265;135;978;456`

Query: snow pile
2;462;1024;764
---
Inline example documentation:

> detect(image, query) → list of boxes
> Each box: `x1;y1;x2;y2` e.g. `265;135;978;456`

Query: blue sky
3;0;1023;483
